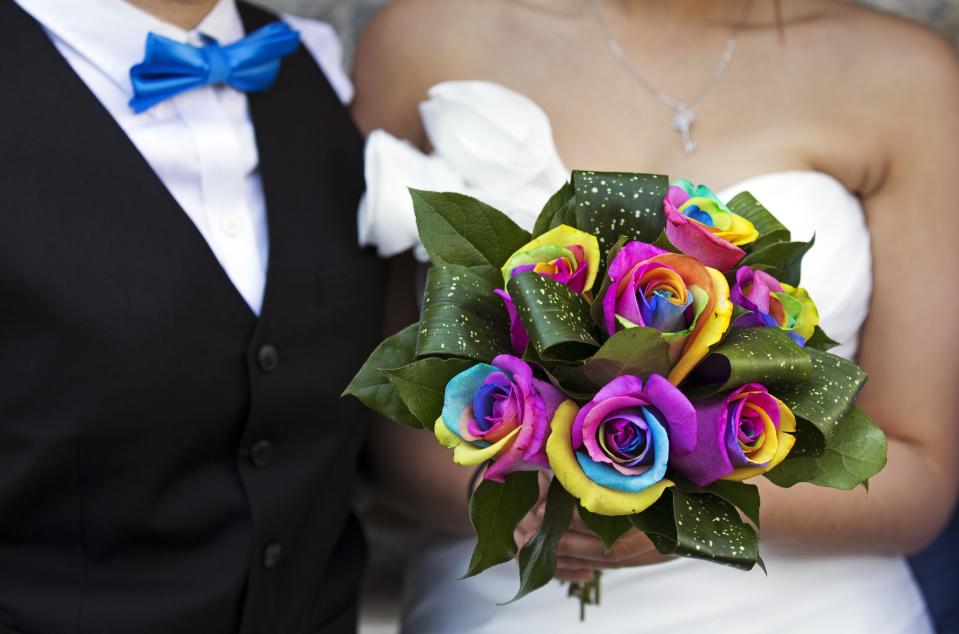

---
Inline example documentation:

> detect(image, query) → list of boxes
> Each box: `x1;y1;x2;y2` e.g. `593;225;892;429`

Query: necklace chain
589;0;752;154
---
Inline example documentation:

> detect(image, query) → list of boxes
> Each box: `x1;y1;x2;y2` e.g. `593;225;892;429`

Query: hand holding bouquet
345;171;887;618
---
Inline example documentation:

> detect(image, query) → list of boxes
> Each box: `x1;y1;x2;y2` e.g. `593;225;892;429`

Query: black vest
0;2;385;632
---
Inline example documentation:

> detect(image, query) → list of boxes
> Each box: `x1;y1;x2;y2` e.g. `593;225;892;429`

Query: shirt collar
13;0;245;96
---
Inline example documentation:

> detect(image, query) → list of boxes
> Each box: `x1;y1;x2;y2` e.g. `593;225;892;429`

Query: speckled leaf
533;181;575;237
465;471;541;578
739;236;815;287
578;506;633;553
411;189;531;268
629;492;680;555
765;406;887;490
700;480;762;529
507;271;600;363
572;171;668;257
773;348;867;438
416;264;511;361
342;323;421;428
804;326;839;352
688;328;812;397
509;477;576;603
382;357;475;430
726;191;790;250
791;418;826;458
553;327;672;395
670;490;759;570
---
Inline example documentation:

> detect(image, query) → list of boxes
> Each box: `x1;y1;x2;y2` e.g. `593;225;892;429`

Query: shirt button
257;345;279;373
220;214;242;237
250;440;274;468
263;542;283;569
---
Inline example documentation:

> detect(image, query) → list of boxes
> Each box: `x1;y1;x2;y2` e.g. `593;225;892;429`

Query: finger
557;549;675;570
557;530;656;563
554;567;595;584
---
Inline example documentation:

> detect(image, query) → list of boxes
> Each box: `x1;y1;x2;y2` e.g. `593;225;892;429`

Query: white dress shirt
13;0;353;314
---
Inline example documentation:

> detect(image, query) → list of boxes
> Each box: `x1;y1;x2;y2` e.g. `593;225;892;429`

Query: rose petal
547;400;674;516
665;198;746;271
494;289;529;355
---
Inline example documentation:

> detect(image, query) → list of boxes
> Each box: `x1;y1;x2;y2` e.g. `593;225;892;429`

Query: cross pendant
671;103;697;154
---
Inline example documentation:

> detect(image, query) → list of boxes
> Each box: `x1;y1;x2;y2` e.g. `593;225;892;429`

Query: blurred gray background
255;0;959;62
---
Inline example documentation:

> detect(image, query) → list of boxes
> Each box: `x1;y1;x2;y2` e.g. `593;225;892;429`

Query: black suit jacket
0;2;385;632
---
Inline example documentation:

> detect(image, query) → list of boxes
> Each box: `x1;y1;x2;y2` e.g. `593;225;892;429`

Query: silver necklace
589;0;751;154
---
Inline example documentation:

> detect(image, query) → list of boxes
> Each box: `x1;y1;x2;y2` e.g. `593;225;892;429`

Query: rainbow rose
434;354;578;482
546;375;697;516
665;180;758;270
496;225;601;353
730;266;820;346
601;242;733;384
672;383;797;487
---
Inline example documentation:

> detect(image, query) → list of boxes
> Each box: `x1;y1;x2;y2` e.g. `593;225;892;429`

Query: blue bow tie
129;21;300;113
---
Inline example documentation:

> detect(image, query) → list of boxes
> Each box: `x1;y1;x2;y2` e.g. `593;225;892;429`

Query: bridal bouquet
345;171;887;616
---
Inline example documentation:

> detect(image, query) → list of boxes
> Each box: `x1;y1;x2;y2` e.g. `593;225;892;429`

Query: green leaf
630;489;759;569
533;181;574;237
629;493;680;554
765;406;888;489
804;326;839;352
702;481;761;528
739;236;815;287
726;191;790;241
509;477;576;603
465;471;541;578
671;477;761;528
688;328;812;397
381;357;474;430
578;506;633;553
773;348;867;438
416;264;512;361
790;418;826;458
670;490;759;570
553;327;672;394
342;324;421;428
411;189;531;269
571;171;669;257
651;229;681;253
507;271;600;362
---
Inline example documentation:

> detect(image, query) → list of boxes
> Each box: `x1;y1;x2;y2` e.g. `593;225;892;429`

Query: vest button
257;345;279;372
263;542;283;569
250;440;274;468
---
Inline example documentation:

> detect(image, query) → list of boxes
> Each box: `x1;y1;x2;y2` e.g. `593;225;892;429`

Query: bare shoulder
796;2;959;100
769;1;959;189
351;0;506;139
831;3;959;177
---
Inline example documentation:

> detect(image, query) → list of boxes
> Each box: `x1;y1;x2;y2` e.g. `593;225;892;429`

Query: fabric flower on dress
358;81;568;261
601;241;733;384
547;375;697;516
665;179;758;271
434;355;577;483
672;383;797;487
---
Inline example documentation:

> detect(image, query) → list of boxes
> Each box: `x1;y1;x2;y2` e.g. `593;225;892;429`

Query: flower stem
568;571;603;621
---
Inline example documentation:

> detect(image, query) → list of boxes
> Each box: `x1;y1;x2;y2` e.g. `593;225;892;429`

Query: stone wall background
254;0;959;63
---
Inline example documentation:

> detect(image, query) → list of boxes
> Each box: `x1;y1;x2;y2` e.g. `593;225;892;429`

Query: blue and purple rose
546;375;697;515
434;355;578;482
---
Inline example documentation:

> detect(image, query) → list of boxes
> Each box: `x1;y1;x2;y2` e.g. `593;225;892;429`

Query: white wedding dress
359;81;932;633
